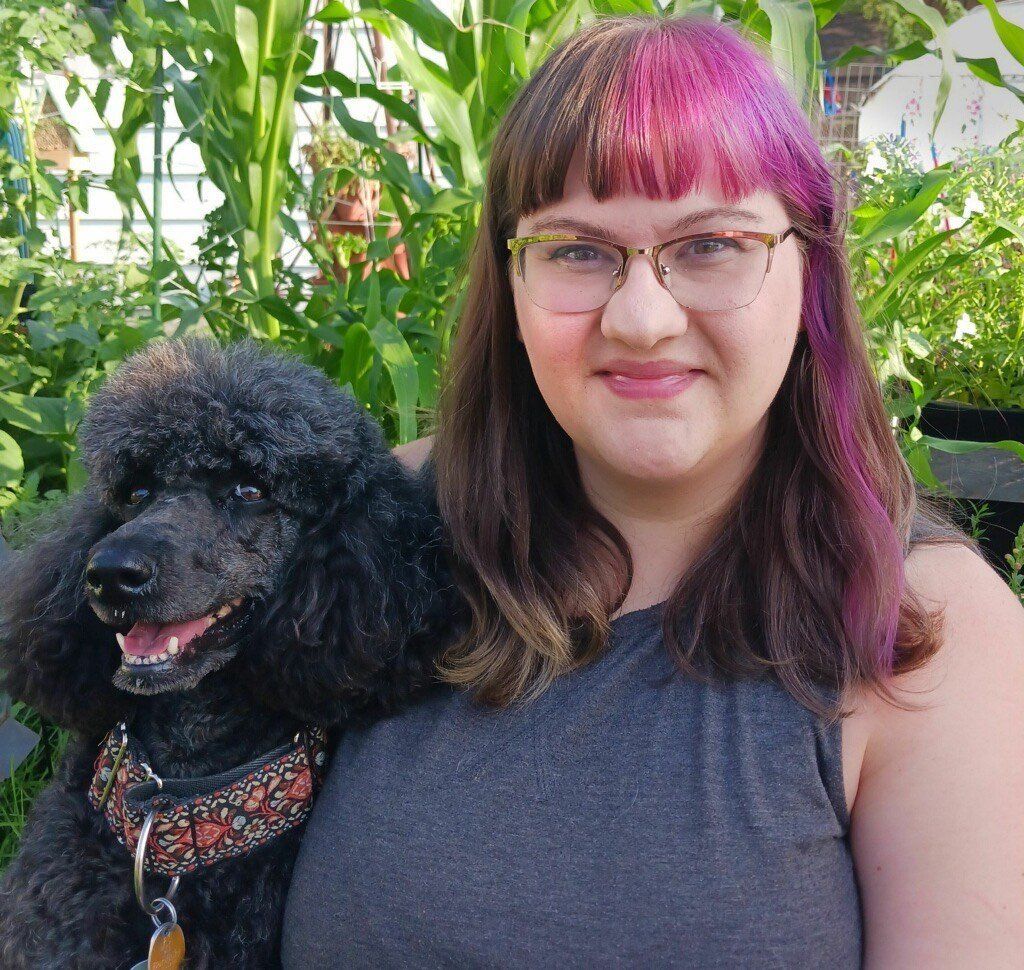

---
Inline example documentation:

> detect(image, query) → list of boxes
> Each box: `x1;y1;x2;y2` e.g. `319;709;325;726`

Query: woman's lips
598;369;702;400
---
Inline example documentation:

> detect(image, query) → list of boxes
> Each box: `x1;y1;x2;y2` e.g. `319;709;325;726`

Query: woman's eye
233;484;264;503
127;487;149;506
550;245;608;264
686;238;733;256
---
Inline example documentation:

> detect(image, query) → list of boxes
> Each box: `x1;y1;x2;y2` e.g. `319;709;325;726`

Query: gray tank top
282;601;863;968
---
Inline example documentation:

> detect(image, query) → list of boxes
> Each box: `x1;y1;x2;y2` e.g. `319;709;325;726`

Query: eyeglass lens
518;236;773;312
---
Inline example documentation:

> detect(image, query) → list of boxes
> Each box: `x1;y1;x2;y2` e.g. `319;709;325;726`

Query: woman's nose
599;253;691;350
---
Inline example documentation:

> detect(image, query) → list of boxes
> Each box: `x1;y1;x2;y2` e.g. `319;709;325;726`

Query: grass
0;702;67;871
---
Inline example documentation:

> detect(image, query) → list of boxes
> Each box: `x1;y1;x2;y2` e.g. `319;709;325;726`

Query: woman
283;14;1024;967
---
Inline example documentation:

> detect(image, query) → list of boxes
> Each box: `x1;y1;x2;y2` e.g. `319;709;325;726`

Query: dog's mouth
114;596;247;668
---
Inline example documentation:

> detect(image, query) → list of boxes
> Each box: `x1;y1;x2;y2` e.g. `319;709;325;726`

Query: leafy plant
856;0;967;50
1005;521;1024;603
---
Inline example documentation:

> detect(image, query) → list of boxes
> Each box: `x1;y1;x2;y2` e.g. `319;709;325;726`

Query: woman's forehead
517;186;788;242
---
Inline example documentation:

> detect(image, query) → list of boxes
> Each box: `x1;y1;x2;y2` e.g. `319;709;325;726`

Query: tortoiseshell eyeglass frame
506;226;802;311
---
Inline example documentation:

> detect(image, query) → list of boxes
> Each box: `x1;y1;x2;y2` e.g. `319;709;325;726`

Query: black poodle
0;335;463;968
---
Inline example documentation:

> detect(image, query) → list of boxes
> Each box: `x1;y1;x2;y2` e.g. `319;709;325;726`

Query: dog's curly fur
0;336;464;968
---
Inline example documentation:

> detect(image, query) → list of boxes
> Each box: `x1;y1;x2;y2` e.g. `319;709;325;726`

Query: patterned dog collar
88;721;329;877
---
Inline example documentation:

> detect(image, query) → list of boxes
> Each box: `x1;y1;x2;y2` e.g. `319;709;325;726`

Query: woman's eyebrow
524;206;765;241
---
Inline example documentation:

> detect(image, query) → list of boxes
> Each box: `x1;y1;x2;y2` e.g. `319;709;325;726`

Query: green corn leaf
258;295;308;330
759;0;820;118
809;0;845;30
379;17;483;185
339;321;374;401
921;435;1024;465
370;316;419;444
975;0;1024;71
820;40;930;70
505;0;544;77
307;70;437;145
889;0;956;140
314;1;352;23
853;167;953;246
379;0;454;52
860;229;956;323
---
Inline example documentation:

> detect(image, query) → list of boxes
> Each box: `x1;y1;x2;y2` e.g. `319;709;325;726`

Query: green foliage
0;0;92;127
844;125;1024;497
848;127;1024;407
0;254;158;510
856;0;966;53
1006;520;1024;601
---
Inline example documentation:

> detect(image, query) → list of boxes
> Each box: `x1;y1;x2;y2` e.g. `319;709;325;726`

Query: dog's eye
127;487;150;506
233;484;264;503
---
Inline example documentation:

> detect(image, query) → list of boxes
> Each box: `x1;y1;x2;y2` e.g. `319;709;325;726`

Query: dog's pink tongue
122;617;210;657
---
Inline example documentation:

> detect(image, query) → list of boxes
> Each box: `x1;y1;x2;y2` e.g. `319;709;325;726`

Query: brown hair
429;14;980;725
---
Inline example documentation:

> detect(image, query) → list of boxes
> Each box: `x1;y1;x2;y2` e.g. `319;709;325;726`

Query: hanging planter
302;126;409;285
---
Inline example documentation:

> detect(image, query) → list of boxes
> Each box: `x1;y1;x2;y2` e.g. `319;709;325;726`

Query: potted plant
912;397;1024;572
302;124;409;284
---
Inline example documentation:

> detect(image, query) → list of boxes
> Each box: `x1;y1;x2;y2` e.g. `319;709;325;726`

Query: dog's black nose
86;548;157;597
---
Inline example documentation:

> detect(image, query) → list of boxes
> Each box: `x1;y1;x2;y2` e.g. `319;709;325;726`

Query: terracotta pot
348;218;409;282
306;170;409;285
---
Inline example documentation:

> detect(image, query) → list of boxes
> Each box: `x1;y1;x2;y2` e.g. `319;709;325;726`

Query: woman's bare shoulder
843;543;1024;963
392;435;435;472
841;543;1019;807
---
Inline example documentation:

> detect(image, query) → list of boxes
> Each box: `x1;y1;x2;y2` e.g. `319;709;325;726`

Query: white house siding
34;17;449;276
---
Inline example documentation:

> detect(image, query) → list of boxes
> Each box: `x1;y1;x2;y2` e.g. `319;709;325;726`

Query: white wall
34;17;448;276
858;0;1024;166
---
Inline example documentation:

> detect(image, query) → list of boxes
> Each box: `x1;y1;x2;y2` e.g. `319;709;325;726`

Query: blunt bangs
501;17;827;222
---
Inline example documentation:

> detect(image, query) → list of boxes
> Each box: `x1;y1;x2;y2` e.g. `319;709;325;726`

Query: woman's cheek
518;309;593;415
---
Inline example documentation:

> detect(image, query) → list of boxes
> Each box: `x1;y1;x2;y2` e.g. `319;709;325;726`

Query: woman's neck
576;444;756;615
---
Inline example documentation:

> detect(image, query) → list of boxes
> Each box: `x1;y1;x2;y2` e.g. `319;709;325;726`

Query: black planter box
915;401;1024;571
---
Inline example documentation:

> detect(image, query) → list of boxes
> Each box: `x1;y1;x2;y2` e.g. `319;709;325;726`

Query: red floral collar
88;721;329;877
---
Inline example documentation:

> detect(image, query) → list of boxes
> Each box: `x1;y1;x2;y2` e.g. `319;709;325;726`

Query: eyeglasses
506;227;801;313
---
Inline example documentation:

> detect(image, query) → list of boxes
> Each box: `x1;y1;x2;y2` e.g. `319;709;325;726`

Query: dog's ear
239;452;465;728
0;487;133;737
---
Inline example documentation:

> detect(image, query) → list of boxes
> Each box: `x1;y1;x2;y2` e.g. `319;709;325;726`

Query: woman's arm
392;435;434;472
850;544;1024;967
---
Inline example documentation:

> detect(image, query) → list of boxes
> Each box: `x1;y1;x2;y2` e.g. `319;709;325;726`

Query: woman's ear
0;488;134;737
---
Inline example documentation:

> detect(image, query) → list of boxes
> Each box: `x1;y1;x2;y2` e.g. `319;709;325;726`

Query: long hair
430;14;979;724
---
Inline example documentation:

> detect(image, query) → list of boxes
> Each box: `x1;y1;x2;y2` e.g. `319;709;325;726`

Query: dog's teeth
116;633;125;648
167;640;180;655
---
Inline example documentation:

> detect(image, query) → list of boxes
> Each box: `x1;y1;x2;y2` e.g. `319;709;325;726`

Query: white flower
946;213;967;230
962;191;986;217
864;145;888;174
953;312;977;341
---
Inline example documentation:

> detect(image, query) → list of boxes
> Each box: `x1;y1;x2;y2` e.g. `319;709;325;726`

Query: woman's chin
586;436;707;483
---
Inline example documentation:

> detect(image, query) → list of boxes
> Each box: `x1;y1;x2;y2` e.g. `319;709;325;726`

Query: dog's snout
86;547;157;598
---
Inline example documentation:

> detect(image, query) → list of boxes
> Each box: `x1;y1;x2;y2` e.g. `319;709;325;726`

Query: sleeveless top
281;600;863;968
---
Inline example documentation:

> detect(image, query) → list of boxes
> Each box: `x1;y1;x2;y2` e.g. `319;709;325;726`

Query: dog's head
76;335;384;696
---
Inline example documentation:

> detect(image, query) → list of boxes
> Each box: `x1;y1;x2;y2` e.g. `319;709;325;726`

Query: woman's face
511;151;804;491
